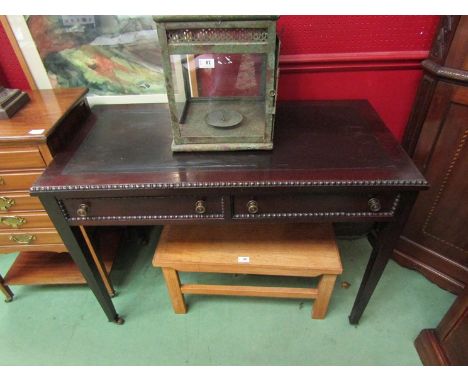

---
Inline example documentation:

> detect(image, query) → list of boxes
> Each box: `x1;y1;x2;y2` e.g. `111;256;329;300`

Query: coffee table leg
39;195;123;324
313;274;337;319
349;192;418;325
162;268;187;314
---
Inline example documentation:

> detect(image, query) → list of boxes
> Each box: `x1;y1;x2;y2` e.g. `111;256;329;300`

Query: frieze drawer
233;193;400;219
61;196;225;223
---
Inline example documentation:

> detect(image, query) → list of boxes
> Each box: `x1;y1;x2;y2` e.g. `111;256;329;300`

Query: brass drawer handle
247;200;259;214
0;197;15;211
368;198;382;212
0;216;26;228
9;234;36;245
0;176;4;186
76;203;89;217
195;200;206;214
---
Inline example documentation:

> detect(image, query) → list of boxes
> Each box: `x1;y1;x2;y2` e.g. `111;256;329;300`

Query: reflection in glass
169;53;267;140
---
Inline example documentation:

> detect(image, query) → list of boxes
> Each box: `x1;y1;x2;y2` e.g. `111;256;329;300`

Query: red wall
277;16;440;140
0;15;440;140
0;20;30;89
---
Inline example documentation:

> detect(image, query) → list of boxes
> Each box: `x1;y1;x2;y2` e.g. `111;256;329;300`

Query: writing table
31;100;428;325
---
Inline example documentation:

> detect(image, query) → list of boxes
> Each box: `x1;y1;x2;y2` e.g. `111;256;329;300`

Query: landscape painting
26;16;166;96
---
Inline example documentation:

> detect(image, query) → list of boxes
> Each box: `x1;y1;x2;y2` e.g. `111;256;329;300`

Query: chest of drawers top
0;88;88;145
0;88;88;249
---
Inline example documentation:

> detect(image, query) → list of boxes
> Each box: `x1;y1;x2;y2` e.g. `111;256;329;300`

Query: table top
0;88;88;144
32;100;427;194
154;223;342;276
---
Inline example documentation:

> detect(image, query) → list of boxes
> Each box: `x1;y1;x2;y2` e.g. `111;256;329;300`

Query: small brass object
0;197;15;211
0;215;26;228
0;176;4;185
9;234;36;245
195;200;206;214
76;203;89;217
247;200;259;214
368;198;382;212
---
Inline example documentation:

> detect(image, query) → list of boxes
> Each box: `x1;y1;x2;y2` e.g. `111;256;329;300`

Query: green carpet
0;227;455;365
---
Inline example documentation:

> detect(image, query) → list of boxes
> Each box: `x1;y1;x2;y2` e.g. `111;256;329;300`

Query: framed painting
6;15;168;105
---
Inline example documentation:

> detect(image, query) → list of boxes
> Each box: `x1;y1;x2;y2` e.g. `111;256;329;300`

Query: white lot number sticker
199;58;215;69
28;129;45;135
238;256;250;263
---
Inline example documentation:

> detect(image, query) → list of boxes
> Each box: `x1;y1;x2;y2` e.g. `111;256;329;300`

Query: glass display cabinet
154;16;279;151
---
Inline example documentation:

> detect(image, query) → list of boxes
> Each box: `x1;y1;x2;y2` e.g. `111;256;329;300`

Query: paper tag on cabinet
238;256;250;263
28;129;45;135
199;58;215;69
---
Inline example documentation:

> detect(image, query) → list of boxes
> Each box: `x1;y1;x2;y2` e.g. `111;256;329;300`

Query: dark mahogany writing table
31;100;427;325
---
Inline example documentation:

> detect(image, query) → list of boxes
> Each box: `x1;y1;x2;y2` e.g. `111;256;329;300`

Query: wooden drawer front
0;192;43;213
0;171;42;191
233;193;399;219
0;229;62;247
0;212;54;230
0;146;45;170
62;196;225;223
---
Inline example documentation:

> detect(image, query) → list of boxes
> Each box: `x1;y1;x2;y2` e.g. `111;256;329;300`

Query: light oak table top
154;223;343;277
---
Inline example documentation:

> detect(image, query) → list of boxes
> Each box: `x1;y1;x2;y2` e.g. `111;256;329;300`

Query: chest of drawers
0;88;111;300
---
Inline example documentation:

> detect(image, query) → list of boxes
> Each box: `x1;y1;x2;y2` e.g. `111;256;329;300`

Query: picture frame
6;15;168;106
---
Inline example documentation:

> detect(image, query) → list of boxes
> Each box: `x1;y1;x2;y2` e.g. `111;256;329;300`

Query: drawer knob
195;200;206;214
9;234;36;245
0;197;15;211
247;200;259;214
0;216;26;228
77;203;89;217
368;198;382;212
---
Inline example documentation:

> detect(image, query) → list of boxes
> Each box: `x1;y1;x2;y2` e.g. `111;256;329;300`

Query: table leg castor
113;315;125;325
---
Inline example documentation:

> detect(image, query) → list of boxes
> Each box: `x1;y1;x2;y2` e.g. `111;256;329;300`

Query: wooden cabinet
0;88;115;300
415;290;468;365
394;16;468;294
